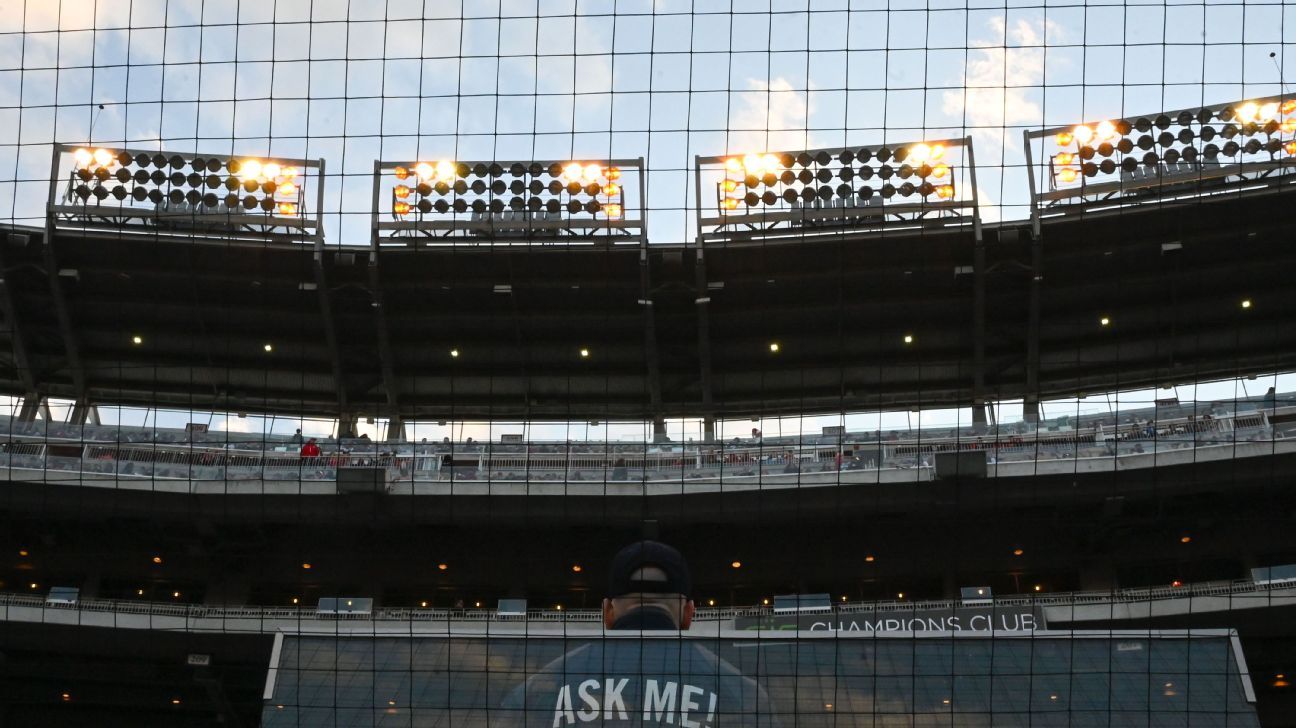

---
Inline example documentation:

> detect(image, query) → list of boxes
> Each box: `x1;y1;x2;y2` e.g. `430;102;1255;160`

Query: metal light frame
1024;94;1296;230
46;143;324;245
371;157;646;247
694;137;981;245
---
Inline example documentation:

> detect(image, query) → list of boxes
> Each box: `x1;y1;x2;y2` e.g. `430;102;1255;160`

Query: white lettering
644;680;677;724
554;685;576;728
969;614;989;630
679;685;704;728
576;679;601;722
1021;613;1037;631
603;679;629;720
810;621;828;631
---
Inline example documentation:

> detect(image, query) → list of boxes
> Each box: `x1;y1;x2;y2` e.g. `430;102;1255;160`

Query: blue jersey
499;638;780;727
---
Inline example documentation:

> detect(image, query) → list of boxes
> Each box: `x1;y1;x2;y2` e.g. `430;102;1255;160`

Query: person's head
307;438;316;444
603;540;694;630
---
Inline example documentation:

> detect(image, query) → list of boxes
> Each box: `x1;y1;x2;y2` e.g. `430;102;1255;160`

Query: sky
2;0;1294;241
0;0;1292;438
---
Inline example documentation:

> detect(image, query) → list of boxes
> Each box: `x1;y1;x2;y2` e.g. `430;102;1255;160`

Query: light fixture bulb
604;183;621;196
1058;168;1078;183
241;160;262;180
604;203;622;218
582;163;602;181
761;153;779;170
1237;101;1259;123
93;148;113;167
605;167;621;180
930;144;945;159
393;166;409;180
393;201;410;215
1260;102;1279;121
931;164;950;179
742;153;763;171
415;162;435;180
1095;120;1117;140
1072;125;1094;144
278;181;298;197
909;143;931;163
1056;131;1074;146
73;148;92;167
263;162;282;179
724;158;743;173
393;185;410;199
435;160;456;180
276;202;297;216
562;162;583;181
935;184;955;199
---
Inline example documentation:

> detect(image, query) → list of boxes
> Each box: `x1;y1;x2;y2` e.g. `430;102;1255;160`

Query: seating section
0;393;1289;484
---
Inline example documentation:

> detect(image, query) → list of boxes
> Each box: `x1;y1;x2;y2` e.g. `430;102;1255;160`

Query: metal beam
0;234;39;407
368;163;403;433
693;246;716;441
40;233;88;412
313;245;349;435
639;243;666;439
972;236;987;432
1025;229;1043;423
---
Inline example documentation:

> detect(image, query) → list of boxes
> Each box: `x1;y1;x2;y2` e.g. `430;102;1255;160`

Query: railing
3;577;1291;628
0;405;1283;487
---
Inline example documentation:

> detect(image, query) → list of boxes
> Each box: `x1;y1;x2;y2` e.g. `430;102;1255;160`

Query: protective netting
0;0;1293;725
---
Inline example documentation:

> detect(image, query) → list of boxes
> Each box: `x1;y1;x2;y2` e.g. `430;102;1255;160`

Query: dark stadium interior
2;185;1294;427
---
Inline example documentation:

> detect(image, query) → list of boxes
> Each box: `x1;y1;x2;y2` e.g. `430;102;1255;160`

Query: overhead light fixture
903;334;914;344
1100;317;1111;326
579;348;590;358
132;335;143;345
301;562;312;569
438;563;448;571
768;342;780;353
152;555;162;564
1180;535;1192;544
263;343;274;352
18;548;28;557
864;555;875;563
571;564;582;573
1013;548;1024;556
730;560;742;569
450;349;459;358
1241;299;1252;309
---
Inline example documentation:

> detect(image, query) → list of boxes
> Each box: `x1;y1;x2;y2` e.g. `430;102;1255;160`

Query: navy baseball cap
608;540;692;598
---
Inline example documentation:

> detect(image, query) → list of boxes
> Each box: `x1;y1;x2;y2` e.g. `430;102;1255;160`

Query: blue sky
3;0;1294;242
0;0;1293;437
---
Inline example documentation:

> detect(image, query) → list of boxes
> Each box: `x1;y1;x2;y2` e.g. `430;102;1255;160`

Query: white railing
0;402;1287;488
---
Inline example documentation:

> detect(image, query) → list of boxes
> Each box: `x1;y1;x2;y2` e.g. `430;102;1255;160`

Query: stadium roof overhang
1;184;1294;424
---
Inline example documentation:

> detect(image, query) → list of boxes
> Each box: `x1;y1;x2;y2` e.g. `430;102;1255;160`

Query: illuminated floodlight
1026;94;1296;222
372;157;645;245
695;137;981;244
49;144;323;243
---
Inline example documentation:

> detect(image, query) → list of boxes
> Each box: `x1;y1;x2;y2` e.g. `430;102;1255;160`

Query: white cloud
942;17;1060;153
727;78;813;153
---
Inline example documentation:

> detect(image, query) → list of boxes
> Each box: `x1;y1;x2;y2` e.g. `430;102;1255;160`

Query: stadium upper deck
2;177;1294;431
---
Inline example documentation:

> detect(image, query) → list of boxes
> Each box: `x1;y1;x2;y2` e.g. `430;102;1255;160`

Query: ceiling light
579;348;590;358
264;343;274;352
768;342;780;353
438;563;448;570
132;335;143;345
865;555;875;562
301;562;311;569
152;556;162;564
450;349;459;357
1241;299;1252;309
731;560;742;569
571;564;582;573
1099;317;1111;326
1013;548;1024;556
1180;536;1191;544
903;334;914;344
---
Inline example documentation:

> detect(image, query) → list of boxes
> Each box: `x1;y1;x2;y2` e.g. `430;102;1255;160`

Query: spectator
291;428;303;444
300;438;321;458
